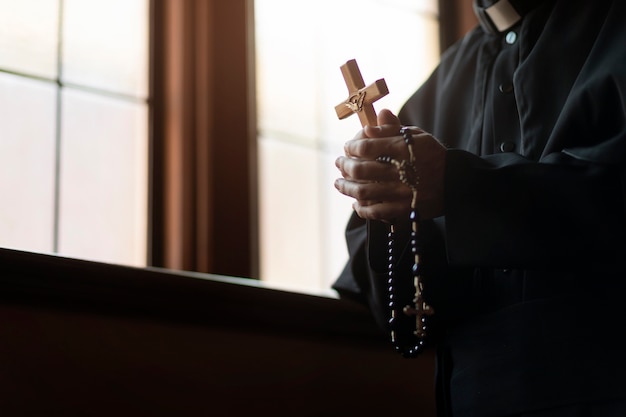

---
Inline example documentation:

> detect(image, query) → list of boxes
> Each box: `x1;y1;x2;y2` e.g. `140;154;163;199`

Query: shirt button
498;82;514;94
500;141;515;153
505;31;517;44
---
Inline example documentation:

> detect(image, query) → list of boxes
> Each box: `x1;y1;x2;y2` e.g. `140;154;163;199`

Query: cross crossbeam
335;59;389;127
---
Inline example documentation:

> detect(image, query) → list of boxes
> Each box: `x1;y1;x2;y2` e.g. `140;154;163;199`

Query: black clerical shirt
335;1;626;416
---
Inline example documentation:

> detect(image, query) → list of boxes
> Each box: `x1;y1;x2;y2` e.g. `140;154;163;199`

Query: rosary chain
377;127;435;358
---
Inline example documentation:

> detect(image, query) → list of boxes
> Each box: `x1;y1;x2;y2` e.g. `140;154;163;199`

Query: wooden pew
0;248;436;416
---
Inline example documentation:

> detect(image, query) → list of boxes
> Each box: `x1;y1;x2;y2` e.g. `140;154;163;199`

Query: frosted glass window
62;0;149;97
256;0;440;291
58;89;148;267
255;2;320;145
0;73;57;252
0;0;60;79
258;137;322;291
0;1;149;267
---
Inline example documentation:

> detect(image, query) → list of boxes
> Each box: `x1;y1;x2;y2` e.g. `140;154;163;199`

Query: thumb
364;109;401;137
378;108;401;126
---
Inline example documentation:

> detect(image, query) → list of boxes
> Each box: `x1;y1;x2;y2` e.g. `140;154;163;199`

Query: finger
377;109;401;126
334;178;412;202
356;199;382;207
352;200;410;222
363;125;400;139
352;128;367;140
335;156;399;182
344;136;408;161
362;110;401;138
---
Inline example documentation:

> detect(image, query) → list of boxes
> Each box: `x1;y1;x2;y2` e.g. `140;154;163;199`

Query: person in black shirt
334;1;626;416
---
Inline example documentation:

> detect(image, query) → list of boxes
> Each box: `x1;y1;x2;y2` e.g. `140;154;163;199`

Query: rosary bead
401;129;415;145
385;134;432;358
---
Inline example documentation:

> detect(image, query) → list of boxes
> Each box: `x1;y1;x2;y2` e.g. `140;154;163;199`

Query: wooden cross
403;298;435;338
335;59;389;127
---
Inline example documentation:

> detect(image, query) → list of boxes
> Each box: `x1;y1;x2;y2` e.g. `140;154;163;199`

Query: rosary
335;60;434;358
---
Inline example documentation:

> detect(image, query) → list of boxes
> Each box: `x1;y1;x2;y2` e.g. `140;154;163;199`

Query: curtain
439;0;479;52
150;0;257;278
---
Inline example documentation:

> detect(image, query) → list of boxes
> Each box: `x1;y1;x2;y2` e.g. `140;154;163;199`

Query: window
255;0;441;291
0;0;149;267
1;0;440;287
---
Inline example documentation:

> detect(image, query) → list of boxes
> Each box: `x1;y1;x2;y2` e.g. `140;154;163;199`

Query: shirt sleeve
444;149;626;271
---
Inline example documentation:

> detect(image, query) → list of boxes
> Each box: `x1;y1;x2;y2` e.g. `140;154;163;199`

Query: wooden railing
0;248;436;416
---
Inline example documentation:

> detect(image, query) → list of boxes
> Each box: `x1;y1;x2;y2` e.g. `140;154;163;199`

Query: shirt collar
473;0;545;34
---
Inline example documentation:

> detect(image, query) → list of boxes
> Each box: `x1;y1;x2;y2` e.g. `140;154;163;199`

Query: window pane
58;88;148;266
0;0;60;78
0;73;56;252
255;2;320;145
62;0;149;97
258;137;322;290
256;0;440;290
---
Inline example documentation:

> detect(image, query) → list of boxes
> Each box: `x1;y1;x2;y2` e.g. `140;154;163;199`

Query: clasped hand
334;109;446;222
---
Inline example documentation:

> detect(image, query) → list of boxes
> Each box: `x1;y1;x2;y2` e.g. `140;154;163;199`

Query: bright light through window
255;0;440;292
0;0;149;267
